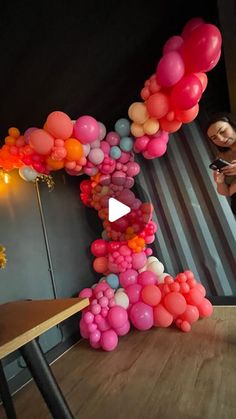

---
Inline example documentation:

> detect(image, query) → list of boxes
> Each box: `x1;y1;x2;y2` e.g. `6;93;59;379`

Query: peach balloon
153;304;173;327
159;118;182;133
141;285;161;306
46;111;73;140
146;92;170;119
143;118;159;135
128;102;149;124
175;104;199;123
29;129;54;155
195;72;208;92
64;138;83;161
131;122;145;138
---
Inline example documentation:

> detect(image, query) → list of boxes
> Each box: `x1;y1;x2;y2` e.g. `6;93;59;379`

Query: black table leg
20;339;74;419
0;360;17;419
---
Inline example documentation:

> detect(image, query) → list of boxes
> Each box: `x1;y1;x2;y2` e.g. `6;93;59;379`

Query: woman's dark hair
206;111;236;152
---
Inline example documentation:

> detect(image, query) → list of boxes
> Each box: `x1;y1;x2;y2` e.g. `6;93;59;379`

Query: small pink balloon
79;319;89;338
100;141;110;154
134;135;150;152
138;270;157;286
198;298;213;318
126;162;140;177
164;292;187;315
100;329;118;351
74;115;100;144
88;148;104;165
147;139;167;158
119;269;138;288
24;127;37;144
132;252;147;270
106;131;120;146
89;329;101;344
79;288;93;298
156;51;185;87
163;35;184;54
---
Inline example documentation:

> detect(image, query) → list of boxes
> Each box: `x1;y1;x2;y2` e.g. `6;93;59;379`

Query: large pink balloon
107;306;128;329
74;115;100;144
100;329;118;351
170;74;203;110
156;52;185;87
183;23;222;73
130;302;154;330
29;129;54;155
147;138;167;158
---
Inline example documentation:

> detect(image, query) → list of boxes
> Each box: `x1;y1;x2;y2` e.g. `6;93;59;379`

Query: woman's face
207;121;236;148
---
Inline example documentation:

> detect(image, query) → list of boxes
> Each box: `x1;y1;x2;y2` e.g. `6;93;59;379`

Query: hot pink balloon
134;135;150;152
115;320;130;336
130;302;154;330
163;35;184;54
132;252;147;270
74;115;100;144
107;306;128;329
100;329;118;351
138;270;157;286
156;51;185;87
126;283;142;304
147;138;167;158
119;269;138;288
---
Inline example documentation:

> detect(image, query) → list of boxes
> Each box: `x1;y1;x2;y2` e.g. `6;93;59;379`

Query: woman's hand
221;160;236;176
213;170;225;184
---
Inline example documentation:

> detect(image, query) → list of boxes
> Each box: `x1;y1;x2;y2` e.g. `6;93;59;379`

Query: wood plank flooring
0;306;235;419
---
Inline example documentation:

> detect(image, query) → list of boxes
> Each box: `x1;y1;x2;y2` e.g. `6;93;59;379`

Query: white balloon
114;292;129;309
148;261;164;276
147;256;158;265
116;288;125;293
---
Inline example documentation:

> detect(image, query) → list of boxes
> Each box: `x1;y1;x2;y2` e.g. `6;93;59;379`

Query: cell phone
209;158;230;171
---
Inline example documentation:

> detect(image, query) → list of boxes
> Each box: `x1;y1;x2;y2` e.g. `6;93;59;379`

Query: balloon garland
0;18;222;349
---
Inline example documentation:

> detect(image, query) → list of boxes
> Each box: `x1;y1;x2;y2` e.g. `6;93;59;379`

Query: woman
206;112;236;215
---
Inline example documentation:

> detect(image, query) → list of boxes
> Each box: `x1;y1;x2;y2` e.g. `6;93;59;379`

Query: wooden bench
0;298;89;419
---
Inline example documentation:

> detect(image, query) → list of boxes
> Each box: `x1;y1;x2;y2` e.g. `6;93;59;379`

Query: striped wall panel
136;120;236;296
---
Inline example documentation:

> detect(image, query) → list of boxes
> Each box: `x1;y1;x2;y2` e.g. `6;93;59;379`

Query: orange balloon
8;127;20;138
46;157;65;170
93;256;108;273
194;72;208;92
64;138;83;161
5;136;16;145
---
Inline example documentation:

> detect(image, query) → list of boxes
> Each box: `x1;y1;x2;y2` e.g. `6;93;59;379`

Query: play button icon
108;198;131;222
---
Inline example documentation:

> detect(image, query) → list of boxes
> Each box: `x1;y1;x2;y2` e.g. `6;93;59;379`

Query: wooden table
0;298;89;419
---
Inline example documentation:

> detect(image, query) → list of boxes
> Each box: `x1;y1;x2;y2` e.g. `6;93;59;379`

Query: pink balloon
119;269;138;288
78;288;93;298
198;298;213;317
185;288;204;306
117;189;136;206
153;304;173;327
107;306;128;329
74;115;100;144
79;319;89;338
46;111;73;139
130;302;154;330
24;127;37;144
91;239;108;257
132;252;147;270
180;304;199;324
147;138;167;158
100;141;110;154
156;52;185;87
205;49;221;72
88;148;104;165
106;131;120;146
170;74;203;110
151;130;169;143
183;23;222;73
115;320;130;336
126;161;140;177
29;129;54;155
181;17;205;40
163;35;184;54
100;329;118;351
126;283;142;304
89;329;101;344
134;135;150;152
164;292;187;315
138;270;157;286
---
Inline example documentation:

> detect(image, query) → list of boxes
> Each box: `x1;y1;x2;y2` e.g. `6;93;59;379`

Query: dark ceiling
0;0;229;140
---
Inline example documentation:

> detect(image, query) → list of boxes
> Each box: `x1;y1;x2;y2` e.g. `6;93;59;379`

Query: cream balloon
114;292;129;309
148;261;164;276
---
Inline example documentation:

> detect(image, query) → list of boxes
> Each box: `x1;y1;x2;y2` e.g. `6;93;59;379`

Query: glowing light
0;169;11;184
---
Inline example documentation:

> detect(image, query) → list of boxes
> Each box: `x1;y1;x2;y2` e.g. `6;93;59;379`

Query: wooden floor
0;306;236;419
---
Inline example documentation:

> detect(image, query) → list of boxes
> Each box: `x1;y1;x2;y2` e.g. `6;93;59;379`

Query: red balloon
183;23;222;73
181;17;204;40
170;74;202;110
175;104;199;123
91;239;108;257
159;117;182;133
164;292;187;315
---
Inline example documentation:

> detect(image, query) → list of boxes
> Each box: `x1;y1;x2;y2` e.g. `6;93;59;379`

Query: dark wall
0;0;229;139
